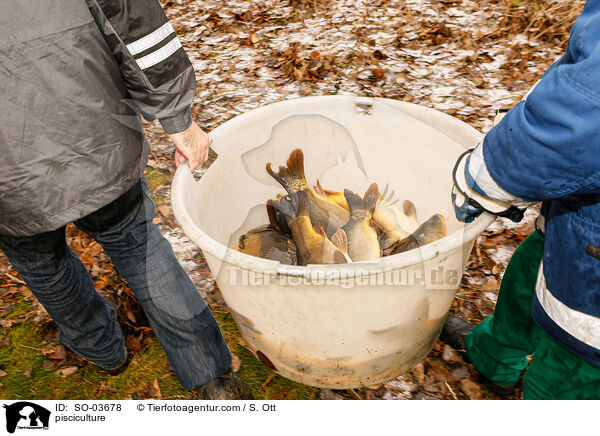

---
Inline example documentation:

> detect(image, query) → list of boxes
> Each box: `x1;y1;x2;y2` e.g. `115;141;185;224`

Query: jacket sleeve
464;4;600;203
85;0;196;133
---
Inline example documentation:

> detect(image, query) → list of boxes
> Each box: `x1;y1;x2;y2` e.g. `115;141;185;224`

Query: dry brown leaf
372;68;385;80
482;277;499;291
56;366;78;377
250;32;259;44
47;346;67;361
231;353;241;372
151;379;162;399
0;370;7;377
126;310;137;324
460;378;484;399
157;205;171;218
411;362;426;385
442;344;463;363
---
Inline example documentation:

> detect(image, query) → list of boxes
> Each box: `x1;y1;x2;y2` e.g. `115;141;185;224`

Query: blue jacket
465;0;600;366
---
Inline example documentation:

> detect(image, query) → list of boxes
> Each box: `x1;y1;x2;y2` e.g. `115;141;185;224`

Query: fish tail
343;189;364;215
403;200;417;221
285;148;306;180
266;149;308;193
363;183;379;213
344;183;379;216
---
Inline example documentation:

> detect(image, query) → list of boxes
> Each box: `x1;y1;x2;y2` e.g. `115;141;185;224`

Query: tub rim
171;96;496;279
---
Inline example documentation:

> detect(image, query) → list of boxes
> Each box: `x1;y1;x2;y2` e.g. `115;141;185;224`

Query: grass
144;167;170;206
0;301;319;399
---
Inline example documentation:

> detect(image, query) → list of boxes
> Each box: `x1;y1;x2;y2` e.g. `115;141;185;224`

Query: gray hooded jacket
0;0;196;236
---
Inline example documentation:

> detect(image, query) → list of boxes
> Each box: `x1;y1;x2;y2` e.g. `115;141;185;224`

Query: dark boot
440;315;473;354
100;347;131;376
194;369;254;400
440;316;516;396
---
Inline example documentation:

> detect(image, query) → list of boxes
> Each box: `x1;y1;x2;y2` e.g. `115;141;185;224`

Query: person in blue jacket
443;0;600;399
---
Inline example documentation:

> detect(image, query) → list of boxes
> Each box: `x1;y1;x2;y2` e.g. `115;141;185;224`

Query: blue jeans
0;178;231;389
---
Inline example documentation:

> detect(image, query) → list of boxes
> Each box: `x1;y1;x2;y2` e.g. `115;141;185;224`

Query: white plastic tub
172;96;494;389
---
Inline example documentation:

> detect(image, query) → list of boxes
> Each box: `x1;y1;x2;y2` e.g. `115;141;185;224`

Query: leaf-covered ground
0;0;582;400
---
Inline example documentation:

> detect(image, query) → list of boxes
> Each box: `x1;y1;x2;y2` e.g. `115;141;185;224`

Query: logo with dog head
3;402;50;433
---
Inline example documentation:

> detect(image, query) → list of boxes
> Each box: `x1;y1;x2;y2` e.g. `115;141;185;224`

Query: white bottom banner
0;399;596;435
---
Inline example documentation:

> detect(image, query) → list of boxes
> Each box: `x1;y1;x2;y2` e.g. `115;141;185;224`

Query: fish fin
403;200;417;221
343;185;378;217
285;148;306;180
314;180;327;196
427;214;448;239
343;189;364;215
314;180;343;197
370;217;383;232
323;188;342;196
266;200;280;230
270;196;296;234
363;183;379;213
380;234;400;251
275;196;296;218
331;229;348;254
266;149;307;193
333;250;348;264
315;222;327;238
293;190;310;218
266;162;287;189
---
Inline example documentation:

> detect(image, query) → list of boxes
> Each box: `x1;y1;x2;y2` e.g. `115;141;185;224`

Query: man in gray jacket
0;0;252;399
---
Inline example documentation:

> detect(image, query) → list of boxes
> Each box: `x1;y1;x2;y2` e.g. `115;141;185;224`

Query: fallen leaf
23;366;32;379
250;32;259;44
0;370;7;377
482;277;499;291
442;344;463;363
451;365;470;380
320;389;343;400
0;319;16;328
157;205;171;218
126;310;137;324
460;378;484;399
151;379;162;399
126;335;142;353
231;353;241;372
56;366;78;377
411;362;426;385
47;346;67;361
372;68;385;80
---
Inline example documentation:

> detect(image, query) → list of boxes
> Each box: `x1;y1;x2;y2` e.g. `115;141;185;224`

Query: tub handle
189;136;217;182
355;96;374;115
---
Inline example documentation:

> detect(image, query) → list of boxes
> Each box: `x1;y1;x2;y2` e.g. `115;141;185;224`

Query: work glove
451;148;526;223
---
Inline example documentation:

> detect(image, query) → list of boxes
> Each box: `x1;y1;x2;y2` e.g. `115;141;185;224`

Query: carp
288;191;349;265
237;224;298;265
389;214;448;255
341;184;381;262
266;149;349;238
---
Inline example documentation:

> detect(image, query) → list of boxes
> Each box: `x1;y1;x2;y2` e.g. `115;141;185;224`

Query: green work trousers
465;231;600;399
